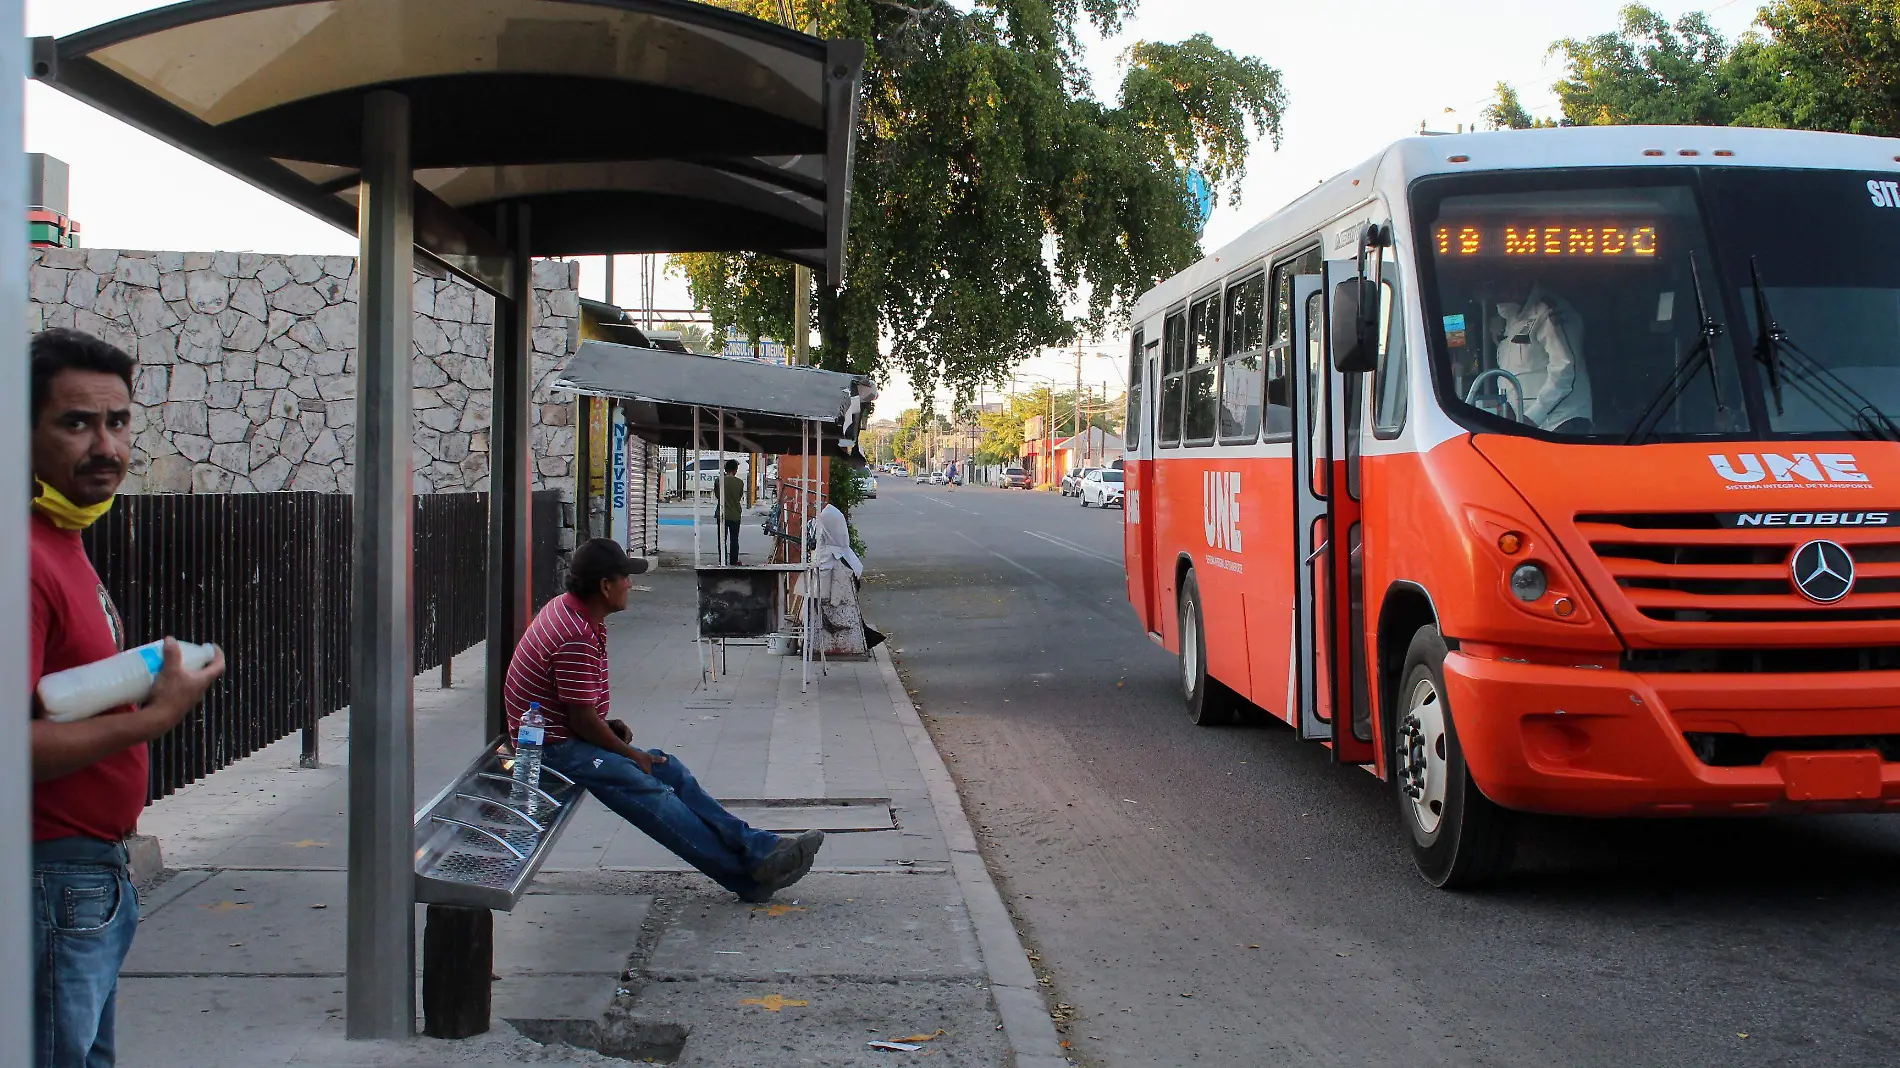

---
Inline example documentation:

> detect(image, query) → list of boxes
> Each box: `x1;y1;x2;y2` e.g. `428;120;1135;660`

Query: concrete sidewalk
122;569;1062;1067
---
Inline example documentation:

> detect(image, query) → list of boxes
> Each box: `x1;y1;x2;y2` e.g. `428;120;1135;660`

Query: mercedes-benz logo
1791;540;1855;604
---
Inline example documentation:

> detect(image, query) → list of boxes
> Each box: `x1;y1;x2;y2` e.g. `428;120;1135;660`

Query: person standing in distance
505;538;820;900
715;459;745;565
29;329;227;1067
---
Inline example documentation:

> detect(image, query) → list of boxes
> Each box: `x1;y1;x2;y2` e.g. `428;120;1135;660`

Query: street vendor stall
555;339;876;689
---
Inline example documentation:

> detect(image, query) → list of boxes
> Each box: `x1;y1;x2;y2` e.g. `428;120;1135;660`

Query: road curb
873;644;1068;1066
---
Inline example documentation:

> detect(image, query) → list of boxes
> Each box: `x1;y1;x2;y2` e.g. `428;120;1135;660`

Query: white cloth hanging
812;502;863;579
1495;289;1592;430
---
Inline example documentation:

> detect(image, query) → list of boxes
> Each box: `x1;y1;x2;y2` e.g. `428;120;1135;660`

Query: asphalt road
854;477;1900;1068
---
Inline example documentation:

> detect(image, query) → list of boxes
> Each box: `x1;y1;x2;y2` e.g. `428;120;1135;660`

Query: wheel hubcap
1397;678;1449;835
1181;596;1199;699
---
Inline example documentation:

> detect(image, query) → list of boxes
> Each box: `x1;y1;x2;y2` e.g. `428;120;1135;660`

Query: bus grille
1576;513;1900;623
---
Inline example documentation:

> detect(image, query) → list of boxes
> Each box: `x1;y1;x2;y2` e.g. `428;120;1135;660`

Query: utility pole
1074;338;1084;442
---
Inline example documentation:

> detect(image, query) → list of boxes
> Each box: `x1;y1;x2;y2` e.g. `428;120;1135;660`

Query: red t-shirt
503;593;609;744
30;511;148;843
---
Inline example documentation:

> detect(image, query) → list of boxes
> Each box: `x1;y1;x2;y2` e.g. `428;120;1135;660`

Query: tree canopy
971;385;1114;464
676;0;1285;407
1482;82;1555;130
1545;2;1900;135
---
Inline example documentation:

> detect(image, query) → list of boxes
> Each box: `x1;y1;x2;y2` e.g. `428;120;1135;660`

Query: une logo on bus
1709;452;1870;486
1203;472;1241;552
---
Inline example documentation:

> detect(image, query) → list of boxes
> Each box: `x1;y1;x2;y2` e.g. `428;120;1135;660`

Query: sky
28;0;1762;415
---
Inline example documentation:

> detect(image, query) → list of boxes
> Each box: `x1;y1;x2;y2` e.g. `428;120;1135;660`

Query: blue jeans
544;741;782;897
33;837;139;1068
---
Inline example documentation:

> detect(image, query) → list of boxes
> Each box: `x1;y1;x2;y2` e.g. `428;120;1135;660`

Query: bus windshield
1414;168;1900;443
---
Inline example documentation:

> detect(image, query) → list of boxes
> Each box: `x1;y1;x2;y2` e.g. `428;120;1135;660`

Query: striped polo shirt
503;593;609;744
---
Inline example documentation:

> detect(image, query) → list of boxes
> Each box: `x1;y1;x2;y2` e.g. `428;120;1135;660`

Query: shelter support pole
347;89;417;1041
692;407;702;568
0;2;30;1058
486;205;534;743
717;408;727;564
575;394;592;542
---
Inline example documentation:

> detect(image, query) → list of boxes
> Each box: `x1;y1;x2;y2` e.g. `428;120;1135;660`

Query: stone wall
27;248;581;508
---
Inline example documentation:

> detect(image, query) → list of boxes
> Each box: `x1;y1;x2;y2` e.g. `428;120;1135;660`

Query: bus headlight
1510;563;1548;602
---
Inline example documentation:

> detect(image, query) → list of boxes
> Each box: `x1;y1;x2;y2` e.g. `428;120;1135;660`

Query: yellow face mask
33;479;115;531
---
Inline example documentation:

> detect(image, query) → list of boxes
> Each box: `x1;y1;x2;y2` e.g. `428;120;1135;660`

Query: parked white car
1079;467;1124;508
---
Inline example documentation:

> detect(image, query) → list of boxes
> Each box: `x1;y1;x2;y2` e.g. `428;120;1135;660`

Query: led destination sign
1433;222;1658;259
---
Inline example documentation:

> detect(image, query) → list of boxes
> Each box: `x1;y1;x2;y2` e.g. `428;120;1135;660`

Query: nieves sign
1709;453;1871;489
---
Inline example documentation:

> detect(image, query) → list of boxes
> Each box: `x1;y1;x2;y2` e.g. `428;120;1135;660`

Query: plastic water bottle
37;639;219;723
511;702;548;815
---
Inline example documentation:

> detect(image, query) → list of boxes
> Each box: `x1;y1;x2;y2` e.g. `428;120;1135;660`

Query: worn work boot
746;835;804;888
770;829;826;894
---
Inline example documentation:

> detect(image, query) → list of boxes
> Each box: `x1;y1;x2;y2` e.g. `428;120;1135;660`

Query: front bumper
1442;652;1900;817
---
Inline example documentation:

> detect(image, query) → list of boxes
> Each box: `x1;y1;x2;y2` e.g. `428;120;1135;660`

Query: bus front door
1139;341;1164;635
1290;267;1376;763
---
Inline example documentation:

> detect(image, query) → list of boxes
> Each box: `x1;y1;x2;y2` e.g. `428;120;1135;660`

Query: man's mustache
75;456;125;476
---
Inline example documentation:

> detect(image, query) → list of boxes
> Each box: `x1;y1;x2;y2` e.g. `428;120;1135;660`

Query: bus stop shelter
557;339;876;687
11;0;862;1045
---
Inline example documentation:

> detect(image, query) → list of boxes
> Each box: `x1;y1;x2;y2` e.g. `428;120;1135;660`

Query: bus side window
1184;292;1221;444
1263;261;1297;439
1159;309;1187;447
1373;278;1407;438
1219;272;1266;444
1126;328;1145;449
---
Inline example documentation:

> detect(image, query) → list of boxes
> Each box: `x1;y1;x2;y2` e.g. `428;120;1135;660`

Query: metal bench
413;737;589;1038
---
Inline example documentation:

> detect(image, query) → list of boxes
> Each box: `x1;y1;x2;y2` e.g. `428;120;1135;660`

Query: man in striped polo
506;538;820;901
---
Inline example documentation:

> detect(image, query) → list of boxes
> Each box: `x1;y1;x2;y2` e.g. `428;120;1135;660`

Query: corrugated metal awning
556;339;874;457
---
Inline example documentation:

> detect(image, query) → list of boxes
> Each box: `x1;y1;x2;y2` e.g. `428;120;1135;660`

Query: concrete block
642;873;983;983
622;978;1008;1068
494;894;649;980
125;833;163;888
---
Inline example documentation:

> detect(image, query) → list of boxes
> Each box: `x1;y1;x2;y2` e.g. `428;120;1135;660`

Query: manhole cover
719;798;894;832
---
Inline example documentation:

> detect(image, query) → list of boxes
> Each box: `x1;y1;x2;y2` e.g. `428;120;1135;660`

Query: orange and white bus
1120;126;1900;886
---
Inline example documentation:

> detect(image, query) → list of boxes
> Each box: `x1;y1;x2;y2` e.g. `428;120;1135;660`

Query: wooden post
422;904;493;1039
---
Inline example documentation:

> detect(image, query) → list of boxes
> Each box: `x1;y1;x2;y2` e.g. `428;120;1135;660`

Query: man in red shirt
29;329;225;1067
507;538;821;901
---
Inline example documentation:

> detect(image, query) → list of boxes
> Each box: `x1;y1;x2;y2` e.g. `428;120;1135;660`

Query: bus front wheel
1178;571;1241;726
1395;625;1516;888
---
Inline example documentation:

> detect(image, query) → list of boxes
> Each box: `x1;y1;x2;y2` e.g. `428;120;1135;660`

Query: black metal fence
82;490;566;802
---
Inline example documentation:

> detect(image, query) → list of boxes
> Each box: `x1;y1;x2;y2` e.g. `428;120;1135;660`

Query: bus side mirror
1330;279;1379;374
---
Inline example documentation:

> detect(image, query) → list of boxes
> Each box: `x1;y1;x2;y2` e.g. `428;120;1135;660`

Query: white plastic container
37;639;219;723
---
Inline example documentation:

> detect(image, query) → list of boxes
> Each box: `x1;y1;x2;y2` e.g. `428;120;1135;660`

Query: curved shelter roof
32;0;863;290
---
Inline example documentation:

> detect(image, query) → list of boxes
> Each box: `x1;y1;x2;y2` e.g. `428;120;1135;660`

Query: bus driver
1493;285;1592;433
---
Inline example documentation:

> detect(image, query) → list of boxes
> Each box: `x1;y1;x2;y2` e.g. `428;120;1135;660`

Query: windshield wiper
1749;257;1786;415
1623;254;1734;445
1747;260;1900;442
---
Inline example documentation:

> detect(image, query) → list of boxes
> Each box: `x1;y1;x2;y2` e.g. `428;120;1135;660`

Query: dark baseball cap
566;538;652;596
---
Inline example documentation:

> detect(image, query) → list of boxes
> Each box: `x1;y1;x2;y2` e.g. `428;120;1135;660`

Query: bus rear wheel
1395;625;1516;888
1178;570;1241;726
